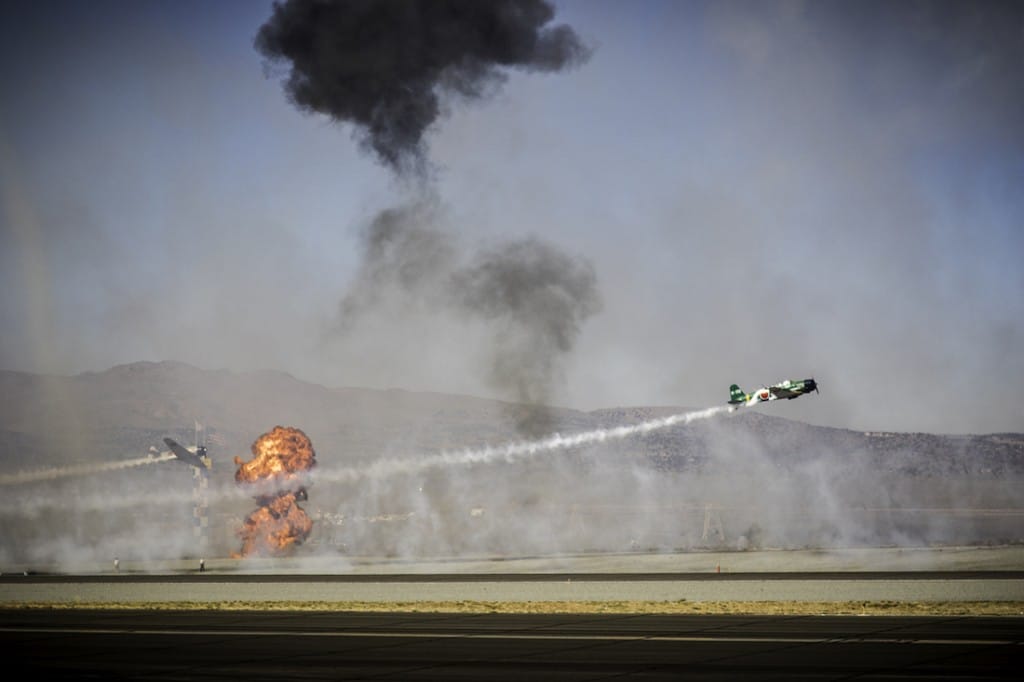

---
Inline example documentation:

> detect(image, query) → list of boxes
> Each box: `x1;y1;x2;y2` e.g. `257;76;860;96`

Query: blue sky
1;0;1021;434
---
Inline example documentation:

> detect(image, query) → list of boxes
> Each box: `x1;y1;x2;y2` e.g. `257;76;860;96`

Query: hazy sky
1;0;1021;435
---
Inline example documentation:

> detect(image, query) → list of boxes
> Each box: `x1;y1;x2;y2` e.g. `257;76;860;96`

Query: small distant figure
199;558;205;572
114;557;120;573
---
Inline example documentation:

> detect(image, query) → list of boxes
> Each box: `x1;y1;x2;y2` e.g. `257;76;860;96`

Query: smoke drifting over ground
335;201;601;434
0;464;210;568
304;409;1024;561
0;373;1021;571
256;0;590;176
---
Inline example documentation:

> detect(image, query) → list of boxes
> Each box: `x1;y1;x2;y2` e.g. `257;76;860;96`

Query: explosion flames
233;426;317;557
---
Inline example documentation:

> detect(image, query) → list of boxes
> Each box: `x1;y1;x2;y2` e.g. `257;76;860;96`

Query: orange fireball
233;426;317;558
235;425;316;485
235;491;314;557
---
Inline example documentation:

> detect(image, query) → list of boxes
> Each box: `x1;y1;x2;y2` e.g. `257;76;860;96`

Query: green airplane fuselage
729;378;818;405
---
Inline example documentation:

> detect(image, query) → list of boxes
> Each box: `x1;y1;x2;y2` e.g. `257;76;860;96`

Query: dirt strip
5;600;1024;616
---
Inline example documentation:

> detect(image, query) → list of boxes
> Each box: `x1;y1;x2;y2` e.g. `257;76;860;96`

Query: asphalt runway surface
3;608;1022;680
3;549;1021;678
4;571;1024;604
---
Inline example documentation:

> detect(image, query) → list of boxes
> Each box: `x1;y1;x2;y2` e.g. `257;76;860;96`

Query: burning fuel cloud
233;426;317;557
255;0;591;177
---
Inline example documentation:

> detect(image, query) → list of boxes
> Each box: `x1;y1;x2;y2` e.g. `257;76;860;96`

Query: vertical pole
192;466;208;551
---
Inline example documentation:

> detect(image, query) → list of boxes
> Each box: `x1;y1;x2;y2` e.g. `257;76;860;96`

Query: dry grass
5;600;1024;616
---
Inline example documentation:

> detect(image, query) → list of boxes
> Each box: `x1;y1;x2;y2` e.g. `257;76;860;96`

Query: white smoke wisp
0;476;251;517
0;408;727;516
316;405;731;484
0;452;176;486
0;407;732;567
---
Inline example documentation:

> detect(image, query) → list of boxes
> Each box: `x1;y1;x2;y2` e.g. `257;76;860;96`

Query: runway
4;549;1022;678
3;608;1022;680
3;570;1024;605
4;546;1024;607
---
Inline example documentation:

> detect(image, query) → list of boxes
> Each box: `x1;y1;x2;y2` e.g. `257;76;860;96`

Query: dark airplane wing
164;437;205;469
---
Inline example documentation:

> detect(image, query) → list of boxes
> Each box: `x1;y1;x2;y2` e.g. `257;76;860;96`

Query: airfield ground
2;546;1022;615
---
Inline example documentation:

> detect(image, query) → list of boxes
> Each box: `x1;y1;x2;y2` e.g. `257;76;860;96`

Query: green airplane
729;378;818;408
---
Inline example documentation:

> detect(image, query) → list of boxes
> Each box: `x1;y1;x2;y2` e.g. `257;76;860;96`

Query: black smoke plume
336;202;601;435
453;238;601;433
337;201;456;330
255;0;591;176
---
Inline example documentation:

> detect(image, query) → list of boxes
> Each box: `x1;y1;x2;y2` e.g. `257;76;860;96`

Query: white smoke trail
0;406;730;514
0;452;176;486
0;476;248;516
315;405;731;484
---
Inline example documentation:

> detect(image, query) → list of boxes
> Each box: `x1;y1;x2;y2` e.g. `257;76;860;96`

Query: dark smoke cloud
337;201;456;331
255;0;591;176
257;2;599;431
454;238;601;433
336;202;601;435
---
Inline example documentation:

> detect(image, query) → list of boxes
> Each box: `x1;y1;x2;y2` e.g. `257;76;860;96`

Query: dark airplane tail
728;384;746;405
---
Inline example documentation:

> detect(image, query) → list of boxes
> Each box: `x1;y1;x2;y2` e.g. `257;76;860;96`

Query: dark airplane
163;437;211;470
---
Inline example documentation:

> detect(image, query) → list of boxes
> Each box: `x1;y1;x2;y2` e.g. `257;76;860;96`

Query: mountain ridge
2;361;1023;559
1;361;1021;478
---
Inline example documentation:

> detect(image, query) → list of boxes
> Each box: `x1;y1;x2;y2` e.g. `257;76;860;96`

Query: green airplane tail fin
729;384;745;404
